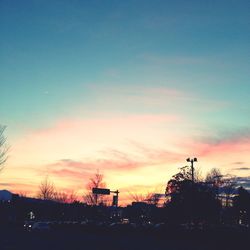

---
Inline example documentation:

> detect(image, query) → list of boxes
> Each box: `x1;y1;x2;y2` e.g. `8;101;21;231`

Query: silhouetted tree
205;168;223;197
17;191;27;198
54;190;78;203
145;193;161;206
166;166;221;223
206;169;237;206
0;125;9;171
37;176;55;200
129;193;147;202
205;168;223;183
83;170;107;205
67;191;79;203
53;191;68;203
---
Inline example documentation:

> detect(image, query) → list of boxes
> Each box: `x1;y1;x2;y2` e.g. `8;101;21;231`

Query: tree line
165;165;250;225
1;124;250;225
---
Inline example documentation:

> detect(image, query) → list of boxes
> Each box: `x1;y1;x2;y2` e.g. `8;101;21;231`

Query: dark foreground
0;224;249;250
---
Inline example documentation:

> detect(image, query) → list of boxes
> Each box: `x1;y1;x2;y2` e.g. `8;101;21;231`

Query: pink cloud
190;137;250;158
50;168;87;179
46;154;151;181
176;134;250;177
6;98;250;205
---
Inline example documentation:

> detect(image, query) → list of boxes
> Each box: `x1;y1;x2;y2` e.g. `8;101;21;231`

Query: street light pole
186;157;198;224
186;157;197;183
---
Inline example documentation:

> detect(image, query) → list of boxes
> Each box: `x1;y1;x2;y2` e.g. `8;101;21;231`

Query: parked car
23;221;35;231
32;222;51;232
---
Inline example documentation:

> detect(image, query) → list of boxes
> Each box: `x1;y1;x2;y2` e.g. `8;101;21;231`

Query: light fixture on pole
186;157;197;182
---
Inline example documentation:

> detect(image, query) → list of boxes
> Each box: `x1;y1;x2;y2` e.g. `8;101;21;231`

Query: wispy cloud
235;177;250;190
199;127;250;146
232;162;245;165
85;84;229;115
233;167;250;171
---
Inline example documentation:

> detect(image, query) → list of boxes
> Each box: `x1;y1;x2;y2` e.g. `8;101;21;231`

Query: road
0;226;248;250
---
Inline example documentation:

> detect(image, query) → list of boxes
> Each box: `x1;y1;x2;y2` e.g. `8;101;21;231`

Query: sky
0;0;250;204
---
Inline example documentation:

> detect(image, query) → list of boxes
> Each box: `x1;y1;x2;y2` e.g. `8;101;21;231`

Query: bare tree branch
37;176;55;200
83;170;107;205
0;125;9;171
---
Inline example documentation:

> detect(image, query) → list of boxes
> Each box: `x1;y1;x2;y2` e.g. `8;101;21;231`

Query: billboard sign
92;188;110;195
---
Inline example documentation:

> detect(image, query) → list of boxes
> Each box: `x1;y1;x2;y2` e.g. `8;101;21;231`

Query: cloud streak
4;97;250;204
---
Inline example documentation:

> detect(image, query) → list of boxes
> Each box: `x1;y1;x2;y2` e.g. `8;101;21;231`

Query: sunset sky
1;0;250;204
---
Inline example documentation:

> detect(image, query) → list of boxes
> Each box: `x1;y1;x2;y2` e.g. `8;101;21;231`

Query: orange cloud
3;112;250;205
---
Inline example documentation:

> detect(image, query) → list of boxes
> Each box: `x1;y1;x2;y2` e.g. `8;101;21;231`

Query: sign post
92;188;119;207
112;190;119;207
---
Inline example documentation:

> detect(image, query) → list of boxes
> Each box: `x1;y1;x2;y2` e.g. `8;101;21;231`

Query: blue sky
0;0;250;200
